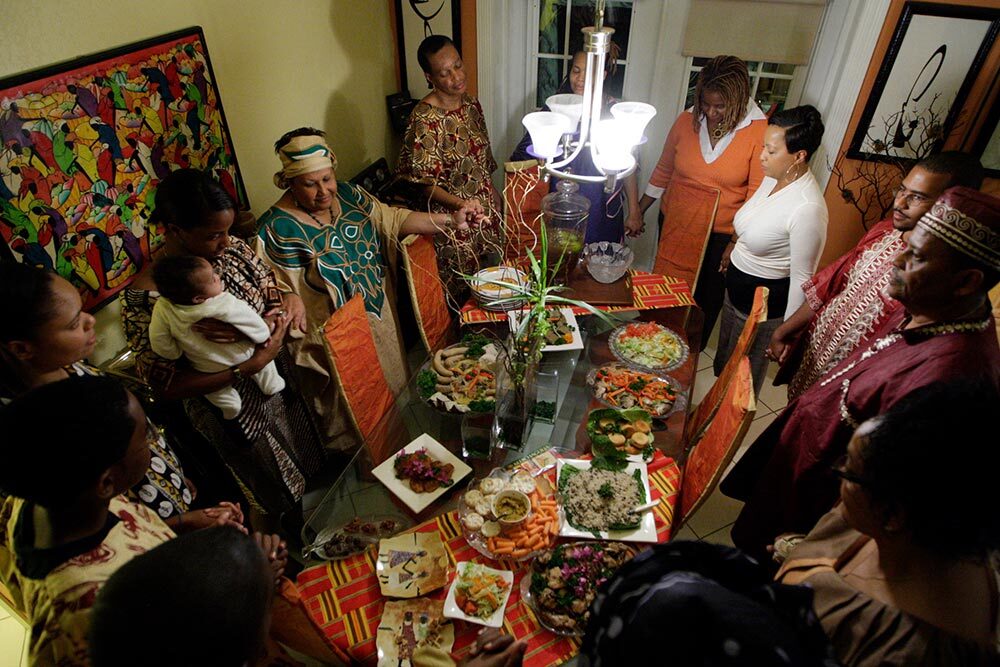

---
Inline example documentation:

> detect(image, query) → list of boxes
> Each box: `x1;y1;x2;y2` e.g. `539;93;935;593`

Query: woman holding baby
121;168;326;530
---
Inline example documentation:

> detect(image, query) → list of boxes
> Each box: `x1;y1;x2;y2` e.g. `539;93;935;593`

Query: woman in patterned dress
0;261;243;532
396;34;503;301
120;168;326;528
256;128;478;450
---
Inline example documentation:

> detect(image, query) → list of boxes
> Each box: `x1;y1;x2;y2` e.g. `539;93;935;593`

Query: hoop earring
784;162;802;182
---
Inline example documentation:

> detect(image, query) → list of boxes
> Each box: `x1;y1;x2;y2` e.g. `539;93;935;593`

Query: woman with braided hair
637;56;767;344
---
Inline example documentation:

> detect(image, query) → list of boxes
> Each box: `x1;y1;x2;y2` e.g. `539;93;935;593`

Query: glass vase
490;351;538;452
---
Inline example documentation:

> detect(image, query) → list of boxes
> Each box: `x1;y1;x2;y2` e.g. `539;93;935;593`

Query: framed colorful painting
0;27;246;310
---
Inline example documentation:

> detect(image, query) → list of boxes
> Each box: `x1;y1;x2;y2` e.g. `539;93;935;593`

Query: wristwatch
231;364;245;382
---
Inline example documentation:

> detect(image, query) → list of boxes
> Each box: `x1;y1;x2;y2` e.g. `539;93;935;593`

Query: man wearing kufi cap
724;186;1000;561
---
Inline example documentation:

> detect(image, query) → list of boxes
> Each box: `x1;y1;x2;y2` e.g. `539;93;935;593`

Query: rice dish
560;468;642;532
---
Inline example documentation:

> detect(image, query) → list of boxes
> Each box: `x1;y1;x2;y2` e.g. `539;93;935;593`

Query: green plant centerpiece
464;222;617;449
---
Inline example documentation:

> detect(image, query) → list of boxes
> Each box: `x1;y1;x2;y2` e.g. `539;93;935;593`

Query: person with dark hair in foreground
723;186;1000;561
580;541;839;666
0;375;175;665
769;151;985;398
776;380;1000;665
89;526;273;667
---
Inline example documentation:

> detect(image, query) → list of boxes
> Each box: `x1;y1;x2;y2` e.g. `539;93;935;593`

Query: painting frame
847;2;1000;163
394;0;462;97
0;26;247;311
971;79;1000;178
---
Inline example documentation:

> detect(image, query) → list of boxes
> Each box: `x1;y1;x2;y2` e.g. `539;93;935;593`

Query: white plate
556;459;657;543
507;307;584;352
443;562;514;628
608;323;690;372
372;434;472;514
469;266;528;307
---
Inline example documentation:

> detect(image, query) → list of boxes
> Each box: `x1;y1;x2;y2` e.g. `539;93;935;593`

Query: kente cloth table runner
296;452;680;667
459;271;694;325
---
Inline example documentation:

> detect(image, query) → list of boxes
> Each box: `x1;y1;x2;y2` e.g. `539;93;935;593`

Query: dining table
295;293;704;667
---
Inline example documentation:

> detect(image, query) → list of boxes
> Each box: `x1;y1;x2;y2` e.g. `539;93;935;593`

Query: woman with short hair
396;34;502;299
713;105;828;394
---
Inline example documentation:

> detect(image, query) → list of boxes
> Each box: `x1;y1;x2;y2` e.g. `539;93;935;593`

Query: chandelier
522;0;656;193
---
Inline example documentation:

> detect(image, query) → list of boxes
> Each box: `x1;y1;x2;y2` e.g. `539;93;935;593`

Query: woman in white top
714;105;828;395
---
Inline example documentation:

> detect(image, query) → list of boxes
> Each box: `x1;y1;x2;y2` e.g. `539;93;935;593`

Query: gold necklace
711;124;727;140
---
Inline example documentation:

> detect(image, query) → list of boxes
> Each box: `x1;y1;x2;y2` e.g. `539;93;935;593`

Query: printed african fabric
723;308;1000;562
786;220;904;398
120;237;325;515
0;495;175;666
396;95;503;301
256;183;411;450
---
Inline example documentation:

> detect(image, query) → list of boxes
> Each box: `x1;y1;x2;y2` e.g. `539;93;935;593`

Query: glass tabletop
301;305;703;552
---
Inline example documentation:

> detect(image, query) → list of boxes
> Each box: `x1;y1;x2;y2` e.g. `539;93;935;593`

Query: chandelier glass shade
521;1;656;192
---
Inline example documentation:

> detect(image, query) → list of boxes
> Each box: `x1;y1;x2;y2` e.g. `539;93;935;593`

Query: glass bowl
582;242;634;283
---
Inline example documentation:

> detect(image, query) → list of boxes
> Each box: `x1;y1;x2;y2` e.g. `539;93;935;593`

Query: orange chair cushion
323;294;396;444
676;356;756;528
652;180;721;289
402;234;453;353
686;286;768;444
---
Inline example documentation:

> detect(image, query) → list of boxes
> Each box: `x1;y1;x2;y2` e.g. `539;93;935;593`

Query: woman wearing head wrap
256;128;478;449
396;35;503;301
636;56;767;345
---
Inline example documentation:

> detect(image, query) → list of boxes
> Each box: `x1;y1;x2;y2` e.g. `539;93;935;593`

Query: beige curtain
682;0;827;65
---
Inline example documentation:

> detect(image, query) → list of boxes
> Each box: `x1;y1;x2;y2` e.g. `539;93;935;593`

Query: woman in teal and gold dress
256;128;480;450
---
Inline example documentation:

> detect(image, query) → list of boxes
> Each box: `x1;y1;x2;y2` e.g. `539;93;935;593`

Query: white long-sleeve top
149;291;270;373
729;170;828;320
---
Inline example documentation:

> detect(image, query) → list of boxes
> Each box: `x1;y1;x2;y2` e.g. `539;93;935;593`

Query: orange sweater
648;111;766;235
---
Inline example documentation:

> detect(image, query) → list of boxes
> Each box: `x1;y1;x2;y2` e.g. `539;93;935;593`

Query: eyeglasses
830;454;875;488
894;184;932;207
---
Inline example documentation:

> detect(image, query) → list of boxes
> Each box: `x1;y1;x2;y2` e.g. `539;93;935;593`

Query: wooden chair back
675;356;756;531
652;180;720;288
322;294;402;462
401;233;454;354
686;286;768;444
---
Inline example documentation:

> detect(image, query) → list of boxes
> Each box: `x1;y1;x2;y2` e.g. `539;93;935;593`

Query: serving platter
608;322;689;372
586;362;686;418
508;307;584;352
442;562;514;628
372;434;471;514
417;341;500;415
556;458;657;543
457;467;559;562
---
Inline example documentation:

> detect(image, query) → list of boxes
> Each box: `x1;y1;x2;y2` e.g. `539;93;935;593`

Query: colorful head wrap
273;134;338;188
916;186;1000;272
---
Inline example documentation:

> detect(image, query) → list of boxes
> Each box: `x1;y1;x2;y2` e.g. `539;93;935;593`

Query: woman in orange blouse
637;56;766;343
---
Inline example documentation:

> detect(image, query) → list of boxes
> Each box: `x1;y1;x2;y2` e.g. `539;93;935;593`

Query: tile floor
679;322;787;548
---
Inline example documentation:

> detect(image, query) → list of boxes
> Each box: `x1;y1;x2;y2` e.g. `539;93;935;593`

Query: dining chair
673;356;756;534
401;233;454;354
322;294;402;463
685;286;769;445
652;180;721;289
502;159;549;264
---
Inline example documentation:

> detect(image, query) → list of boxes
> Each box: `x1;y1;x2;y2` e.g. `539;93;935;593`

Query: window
682;57;798;116
535;0;634;108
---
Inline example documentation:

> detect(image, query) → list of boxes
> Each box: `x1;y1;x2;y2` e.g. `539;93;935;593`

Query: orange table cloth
459;271;693;325
295;451;680;667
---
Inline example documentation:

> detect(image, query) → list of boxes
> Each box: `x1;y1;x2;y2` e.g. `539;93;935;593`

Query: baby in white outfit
149;255;285;419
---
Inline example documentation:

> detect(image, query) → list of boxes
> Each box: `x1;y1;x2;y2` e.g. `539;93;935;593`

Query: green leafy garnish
591;439;628;471
641;443;655;460
417;370;437;398
598;482;614;499
468;398;496;413
461;332;490;358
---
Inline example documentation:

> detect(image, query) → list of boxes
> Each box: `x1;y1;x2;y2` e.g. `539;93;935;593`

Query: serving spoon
633;498;660;513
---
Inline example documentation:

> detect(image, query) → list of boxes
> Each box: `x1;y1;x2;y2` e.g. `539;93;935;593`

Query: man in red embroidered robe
768;152;984;398
722;187;1000;561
